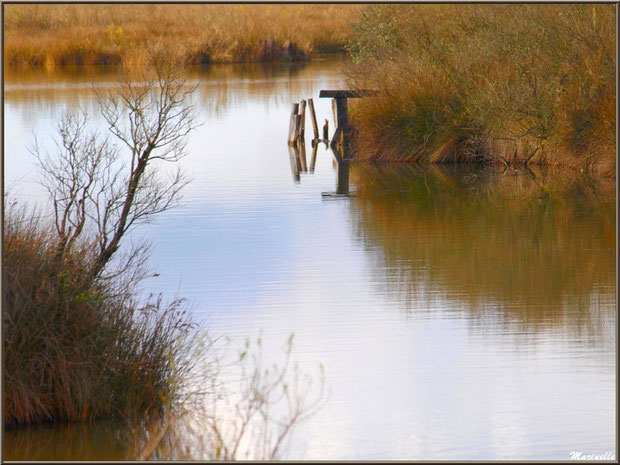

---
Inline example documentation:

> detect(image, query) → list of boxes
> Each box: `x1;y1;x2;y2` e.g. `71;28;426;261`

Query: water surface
4;60;616;460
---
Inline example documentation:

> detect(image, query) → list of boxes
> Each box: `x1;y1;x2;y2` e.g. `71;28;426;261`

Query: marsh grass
346;5;615;175
4;4;364;68
3;203;199;428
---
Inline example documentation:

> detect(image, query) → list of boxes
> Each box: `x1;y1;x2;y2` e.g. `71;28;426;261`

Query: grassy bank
4;4;363;68
346;5;615;176
3;205;197;427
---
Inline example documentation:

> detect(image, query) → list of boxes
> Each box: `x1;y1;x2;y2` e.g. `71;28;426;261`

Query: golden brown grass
4;4;364;68
346;5;615;176
3;204;198;427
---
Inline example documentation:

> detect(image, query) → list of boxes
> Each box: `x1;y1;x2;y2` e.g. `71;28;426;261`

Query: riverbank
345;4;615;177
4;4;363;68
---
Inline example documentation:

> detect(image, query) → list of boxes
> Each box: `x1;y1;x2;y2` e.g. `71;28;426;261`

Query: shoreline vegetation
5;4;615;176
345;4;615;176
4;4;363;67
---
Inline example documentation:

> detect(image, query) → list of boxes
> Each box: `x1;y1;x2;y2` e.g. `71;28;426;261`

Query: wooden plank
307;98;319;140
288;103;299;144
319;89;379;98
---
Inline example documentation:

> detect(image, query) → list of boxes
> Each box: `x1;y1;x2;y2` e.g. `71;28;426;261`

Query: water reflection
350;164;615;341
4;420;130;460
4;59;339;121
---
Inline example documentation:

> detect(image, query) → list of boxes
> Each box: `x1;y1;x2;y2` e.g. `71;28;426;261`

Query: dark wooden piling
319;89;379;160
322;119;329;140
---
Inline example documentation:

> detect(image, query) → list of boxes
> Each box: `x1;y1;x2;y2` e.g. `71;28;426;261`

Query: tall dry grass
3;203;199;427
4;4;364;68
346;5;615;176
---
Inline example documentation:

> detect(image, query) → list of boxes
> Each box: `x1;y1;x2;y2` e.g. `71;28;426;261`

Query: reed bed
346;5;615;176
3;204;198;428
4;4;364;68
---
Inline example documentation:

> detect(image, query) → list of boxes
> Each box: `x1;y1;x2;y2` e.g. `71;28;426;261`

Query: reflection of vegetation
4;335;325;461
5;4;363;68
4;419;131;461
351;165;615;336
346;5;615;175
4;59;342;122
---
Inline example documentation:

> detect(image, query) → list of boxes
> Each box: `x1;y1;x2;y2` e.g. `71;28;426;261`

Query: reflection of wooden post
322;119;329;140
288;143;300;181
298;139;307;172
288;103;299;144
309;141;318;173
308;98;319;140
298;100;306;141
336;159;350;195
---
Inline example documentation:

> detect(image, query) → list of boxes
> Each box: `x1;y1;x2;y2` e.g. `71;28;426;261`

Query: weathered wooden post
298;99;307;141
322;119;329;140
319;89;379;159
308;98;319;140
288;103;300;144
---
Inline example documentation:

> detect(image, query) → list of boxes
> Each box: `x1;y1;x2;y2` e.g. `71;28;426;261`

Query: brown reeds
346;4;615;176
4;4;364;69
3;204;198;428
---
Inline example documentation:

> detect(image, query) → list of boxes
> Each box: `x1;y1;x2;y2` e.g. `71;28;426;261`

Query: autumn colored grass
346;4;615;176
4;4;364;68
3;204;198;428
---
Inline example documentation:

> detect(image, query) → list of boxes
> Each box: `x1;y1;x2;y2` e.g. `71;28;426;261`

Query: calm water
4;60;616;460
